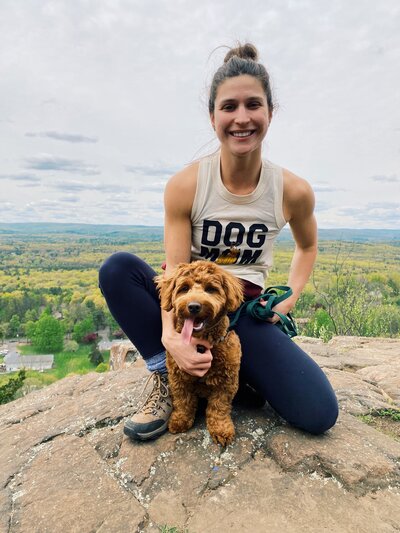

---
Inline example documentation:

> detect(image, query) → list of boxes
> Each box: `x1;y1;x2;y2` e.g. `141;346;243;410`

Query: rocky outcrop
1;336;399;532
109;340;140;370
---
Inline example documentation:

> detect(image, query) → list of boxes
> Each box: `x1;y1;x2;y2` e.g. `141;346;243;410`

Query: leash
228;285;298;338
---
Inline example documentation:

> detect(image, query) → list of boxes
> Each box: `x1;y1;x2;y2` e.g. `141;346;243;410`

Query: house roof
5;353;54;368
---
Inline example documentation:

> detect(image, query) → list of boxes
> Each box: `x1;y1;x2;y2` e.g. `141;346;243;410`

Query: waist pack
228;285;298;338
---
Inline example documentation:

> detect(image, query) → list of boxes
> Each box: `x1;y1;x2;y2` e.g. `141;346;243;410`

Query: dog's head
155;261;243;335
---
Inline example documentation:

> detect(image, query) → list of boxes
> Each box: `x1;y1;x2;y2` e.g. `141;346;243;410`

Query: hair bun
224;43;259;63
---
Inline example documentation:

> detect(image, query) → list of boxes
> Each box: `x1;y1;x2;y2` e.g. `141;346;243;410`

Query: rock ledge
1;336;399;532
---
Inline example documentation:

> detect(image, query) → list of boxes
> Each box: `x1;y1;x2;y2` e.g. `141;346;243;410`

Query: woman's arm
268;170;318;322
161;165;213;376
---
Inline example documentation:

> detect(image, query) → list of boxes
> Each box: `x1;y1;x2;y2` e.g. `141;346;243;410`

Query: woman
99;43;338;442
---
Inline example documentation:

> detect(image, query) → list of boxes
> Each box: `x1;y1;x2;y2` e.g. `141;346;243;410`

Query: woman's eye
248;101;261;108
221;104;235;111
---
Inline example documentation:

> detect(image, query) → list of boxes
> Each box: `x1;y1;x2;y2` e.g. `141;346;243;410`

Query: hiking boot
124;371;172;441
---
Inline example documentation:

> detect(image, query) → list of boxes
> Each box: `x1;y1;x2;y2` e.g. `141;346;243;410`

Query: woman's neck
219;147;263;195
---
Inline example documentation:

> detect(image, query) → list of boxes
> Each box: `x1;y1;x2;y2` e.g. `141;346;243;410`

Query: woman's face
210;74;272;157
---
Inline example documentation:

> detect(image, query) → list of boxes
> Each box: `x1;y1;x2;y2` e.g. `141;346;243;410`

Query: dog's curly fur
156;260;243;446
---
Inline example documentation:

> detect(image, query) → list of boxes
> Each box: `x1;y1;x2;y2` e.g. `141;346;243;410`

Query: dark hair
208;43;275;115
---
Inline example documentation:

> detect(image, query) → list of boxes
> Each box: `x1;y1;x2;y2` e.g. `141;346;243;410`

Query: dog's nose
188;302;201;315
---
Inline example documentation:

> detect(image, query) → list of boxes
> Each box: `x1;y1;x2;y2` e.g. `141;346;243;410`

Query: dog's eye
205;285;218;293
177;284;190;293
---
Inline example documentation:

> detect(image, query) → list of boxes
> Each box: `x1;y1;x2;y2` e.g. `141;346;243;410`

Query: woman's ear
210;113;215;130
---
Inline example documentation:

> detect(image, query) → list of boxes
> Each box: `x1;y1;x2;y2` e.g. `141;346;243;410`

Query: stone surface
0;336;400;532
109;340;140;370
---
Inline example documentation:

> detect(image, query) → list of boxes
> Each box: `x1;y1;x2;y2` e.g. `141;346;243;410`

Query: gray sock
145;350;167;374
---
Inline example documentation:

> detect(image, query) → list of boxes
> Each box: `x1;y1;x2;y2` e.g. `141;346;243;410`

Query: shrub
82;332;98;344
365;305;400;337
89;345;104;366
95;362;108;373
303;308;335;342
64;340;79;352
0;369;26;404
73;317;95;343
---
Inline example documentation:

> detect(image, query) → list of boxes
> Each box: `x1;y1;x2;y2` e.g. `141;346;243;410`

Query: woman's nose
234;105;250;124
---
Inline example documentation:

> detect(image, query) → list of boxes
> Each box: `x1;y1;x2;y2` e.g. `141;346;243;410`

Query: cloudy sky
1;0;399;229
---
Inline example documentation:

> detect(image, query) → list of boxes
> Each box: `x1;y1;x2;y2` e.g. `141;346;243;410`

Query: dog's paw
168;413;194;434
210;428;235;447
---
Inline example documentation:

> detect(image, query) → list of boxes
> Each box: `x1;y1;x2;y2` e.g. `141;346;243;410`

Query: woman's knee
296;394;339;435
98;252;139;290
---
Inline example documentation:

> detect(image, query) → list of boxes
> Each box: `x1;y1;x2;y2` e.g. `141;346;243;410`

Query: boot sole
123;419;168;441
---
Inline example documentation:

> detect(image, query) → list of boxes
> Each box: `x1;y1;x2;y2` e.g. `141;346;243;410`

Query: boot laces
136;372;170;415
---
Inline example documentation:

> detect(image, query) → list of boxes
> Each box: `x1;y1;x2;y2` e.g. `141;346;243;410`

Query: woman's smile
229;129;256;138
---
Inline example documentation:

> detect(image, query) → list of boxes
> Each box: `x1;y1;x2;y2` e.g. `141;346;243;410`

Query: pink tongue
181;318;194;345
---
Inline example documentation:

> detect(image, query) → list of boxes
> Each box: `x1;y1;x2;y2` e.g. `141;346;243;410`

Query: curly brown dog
156;260;243;446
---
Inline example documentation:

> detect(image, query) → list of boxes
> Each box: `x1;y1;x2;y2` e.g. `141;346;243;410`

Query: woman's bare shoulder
282;167;315;221
164;161;200;213
167;161;199;191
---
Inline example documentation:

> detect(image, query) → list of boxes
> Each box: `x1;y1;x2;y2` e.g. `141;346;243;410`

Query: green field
0;224;399;398
0;344;110;392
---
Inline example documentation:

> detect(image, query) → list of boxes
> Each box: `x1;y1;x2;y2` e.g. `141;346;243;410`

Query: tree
89;344;104;366
0;325;5;344
310;244;387;339
0;370;26;405
106;311;119;335
8;314;21;338
32;314;64;353
24;308;39;322
24;320;37;341
72;317;95;343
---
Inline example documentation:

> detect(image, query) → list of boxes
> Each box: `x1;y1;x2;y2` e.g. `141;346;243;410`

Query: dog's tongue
181;318;194;344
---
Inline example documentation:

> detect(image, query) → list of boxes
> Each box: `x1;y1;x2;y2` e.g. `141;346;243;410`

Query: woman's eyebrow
219;98;237;105
219;96;263;104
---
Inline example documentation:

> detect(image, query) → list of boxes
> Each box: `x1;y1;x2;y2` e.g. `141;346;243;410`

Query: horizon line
0;222;399;232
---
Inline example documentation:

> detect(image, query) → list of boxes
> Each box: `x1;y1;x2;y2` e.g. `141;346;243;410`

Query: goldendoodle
156;260;243;446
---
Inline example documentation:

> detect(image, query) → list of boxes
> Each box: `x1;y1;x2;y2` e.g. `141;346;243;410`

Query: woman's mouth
229;130;255;138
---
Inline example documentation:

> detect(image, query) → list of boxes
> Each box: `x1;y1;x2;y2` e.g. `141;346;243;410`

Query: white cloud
23;154;100;175
0;173;41;183
50;180;130;193
370;174;399;183
1;0;399;228
26;131;98;143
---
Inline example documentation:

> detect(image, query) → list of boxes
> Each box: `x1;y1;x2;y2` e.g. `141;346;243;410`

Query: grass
360;408;400;423
359;408;400;441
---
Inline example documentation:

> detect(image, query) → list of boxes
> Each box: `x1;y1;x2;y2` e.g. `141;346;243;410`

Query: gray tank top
190;150;287;288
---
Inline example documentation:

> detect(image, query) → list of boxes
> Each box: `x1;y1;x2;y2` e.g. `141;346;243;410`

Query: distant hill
0;223;164;242
0;223;399;244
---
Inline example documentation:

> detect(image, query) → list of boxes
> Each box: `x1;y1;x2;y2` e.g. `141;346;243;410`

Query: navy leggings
99;252;338;435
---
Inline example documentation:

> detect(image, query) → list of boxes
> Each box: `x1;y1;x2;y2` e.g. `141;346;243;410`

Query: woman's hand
262;298;296;325
162;329;213;377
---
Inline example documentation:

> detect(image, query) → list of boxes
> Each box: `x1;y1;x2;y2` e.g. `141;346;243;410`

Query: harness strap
228;285;298;338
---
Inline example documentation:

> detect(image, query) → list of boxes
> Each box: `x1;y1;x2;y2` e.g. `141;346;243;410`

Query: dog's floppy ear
222;271;244;312
155;263;187;311
154;273;176;311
